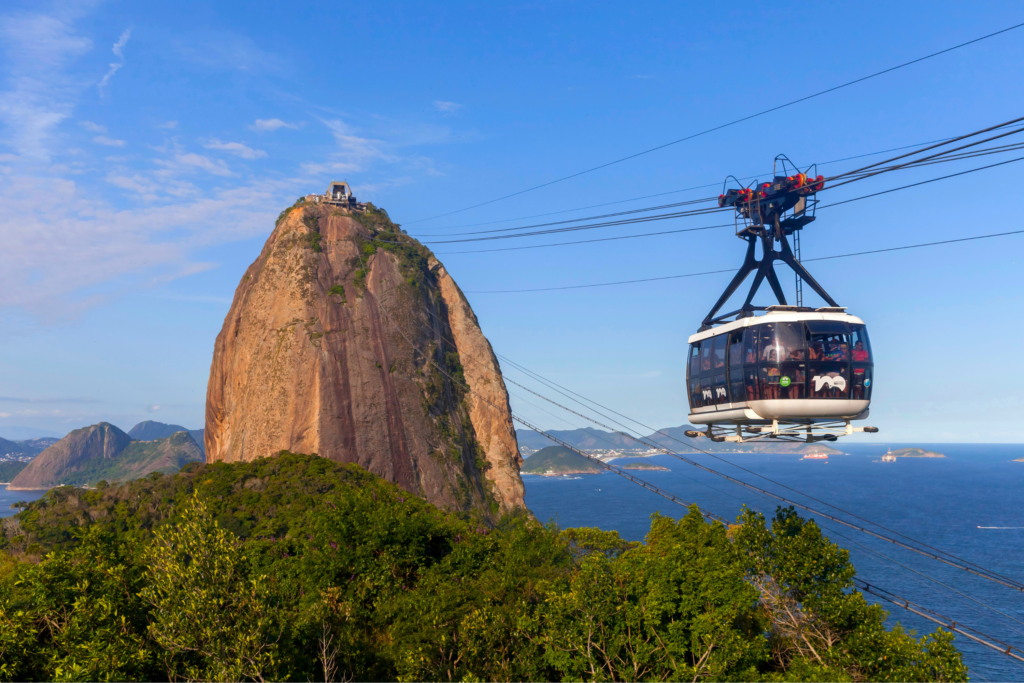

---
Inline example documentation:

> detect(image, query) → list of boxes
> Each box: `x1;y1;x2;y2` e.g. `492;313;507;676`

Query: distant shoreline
522;470;601;477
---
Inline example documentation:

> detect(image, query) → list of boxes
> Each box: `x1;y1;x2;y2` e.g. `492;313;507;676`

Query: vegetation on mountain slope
0;462;27;482
521;446;603;475
0;453;966;682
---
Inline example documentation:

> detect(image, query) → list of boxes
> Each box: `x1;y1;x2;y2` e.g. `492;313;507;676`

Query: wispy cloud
250;118;299;132
176;30;282;72
0;11;91;159
300;117;444;185
202;139;266;159
156;152;232;177
81;120;106;133
98;27;131;93
157;120;178;129
0;169;301;322
434;100;462;113
93;135;125;147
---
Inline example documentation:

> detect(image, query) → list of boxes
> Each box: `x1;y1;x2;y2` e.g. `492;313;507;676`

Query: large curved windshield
687;320;875;411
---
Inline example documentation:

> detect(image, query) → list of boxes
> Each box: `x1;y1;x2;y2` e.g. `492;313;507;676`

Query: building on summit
304;181;362;209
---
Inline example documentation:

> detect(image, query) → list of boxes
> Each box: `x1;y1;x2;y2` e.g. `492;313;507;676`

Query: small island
619;462;670;471
1013;457;1024;463
521;446;603;476
887;447;945;459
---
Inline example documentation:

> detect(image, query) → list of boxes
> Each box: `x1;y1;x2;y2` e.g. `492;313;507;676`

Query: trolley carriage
686;157;878;443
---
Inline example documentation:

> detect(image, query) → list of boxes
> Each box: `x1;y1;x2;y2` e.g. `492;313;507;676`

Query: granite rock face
204;202;524;516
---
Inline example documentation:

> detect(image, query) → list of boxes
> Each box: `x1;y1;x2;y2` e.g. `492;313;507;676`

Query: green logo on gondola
780;376;792;387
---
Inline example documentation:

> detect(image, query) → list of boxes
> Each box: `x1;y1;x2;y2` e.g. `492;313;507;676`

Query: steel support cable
404;21;1024;226
393;149;1024;249
821;154;1024;210
856;580;1024;666
816;519;1024;639
436;222;736;255
726;124;1024;216
827;141;1024;181
416;206;730;244
830;137;1024;177
411;136;958;235
825;115;1024;182
821;124;1024;191
464;228;1024;292
423;122;1024;241
412;196;718;238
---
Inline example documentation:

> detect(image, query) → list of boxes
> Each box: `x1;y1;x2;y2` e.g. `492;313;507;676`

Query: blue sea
0;487;45;518
525;443;1024;682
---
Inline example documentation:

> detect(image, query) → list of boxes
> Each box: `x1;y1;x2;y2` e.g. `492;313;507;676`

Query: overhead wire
401;134;1024;248
416;123;1022;241
409;136;958;235
436;222;735;255
463;228;1024;293
856;580;1024;666
404;20;1024;225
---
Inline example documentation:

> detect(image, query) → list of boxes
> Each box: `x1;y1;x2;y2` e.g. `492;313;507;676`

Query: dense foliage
0;453;966;681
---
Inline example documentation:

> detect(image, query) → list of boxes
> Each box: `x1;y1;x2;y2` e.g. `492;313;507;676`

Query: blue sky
1;0;1023;443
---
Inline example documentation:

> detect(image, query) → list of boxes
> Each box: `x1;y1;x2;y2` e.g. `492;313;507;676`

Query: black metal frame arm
701;223;839;330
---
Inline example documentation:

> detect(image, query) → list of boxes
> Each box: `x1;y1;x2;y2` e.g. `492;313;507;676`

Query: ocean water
525;443;1024;682
0;487;45;518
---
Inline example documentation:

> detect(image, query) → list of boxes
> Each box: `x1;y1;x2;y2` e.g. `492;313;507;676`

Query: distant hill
521;446;603;475
0;437;29;459
128;420;190;441
9;423;203;489
517;427;644;451
0;461;28;482
889;447;944;458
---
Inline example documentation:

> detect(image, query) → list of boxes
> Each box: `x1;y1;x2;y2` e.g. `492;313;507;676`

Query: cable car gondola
685;157;879;443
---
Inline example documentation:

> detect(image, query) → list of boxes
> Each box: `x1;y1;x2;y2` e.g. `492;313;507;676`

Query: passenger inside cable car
687;320;873;409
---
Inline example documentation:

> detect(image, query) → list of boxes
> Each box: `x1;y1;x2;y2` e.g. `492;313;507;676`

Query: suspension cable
856;579;1024;666
404;21;1024;225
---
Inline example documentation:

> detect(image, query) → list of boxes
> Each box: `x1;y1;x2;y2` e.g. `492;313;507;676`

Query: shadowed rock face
205;202;524;516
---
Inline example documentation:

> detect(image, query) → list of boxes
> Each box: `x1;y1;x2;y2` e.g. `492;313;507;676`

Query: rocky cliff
205;201;524;516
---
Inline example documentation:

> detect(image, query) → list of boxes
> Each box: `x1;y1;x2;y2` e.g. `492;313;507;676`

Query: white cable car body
687;158;878;443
